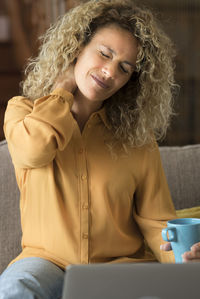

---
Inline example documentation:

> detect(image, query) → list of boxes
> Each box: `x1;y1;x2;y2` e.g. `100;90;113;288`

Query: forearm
133;210;175;263
134;141;176;262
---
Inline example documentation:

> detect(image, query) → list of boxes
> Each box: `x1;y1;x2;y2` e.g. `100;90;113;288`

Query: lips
91;74;109;89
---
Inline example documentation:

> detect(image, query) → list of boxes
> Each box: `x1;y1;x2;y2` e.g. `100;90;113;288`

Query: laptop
62;263;200;299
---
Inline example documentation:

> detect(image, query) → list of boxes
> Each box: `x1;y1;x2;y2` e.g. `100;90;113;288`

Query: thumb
160;242;172;251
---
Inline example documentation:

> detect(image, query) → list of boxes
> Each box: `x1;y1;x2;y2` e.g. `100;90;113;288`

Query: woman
1;0;200;298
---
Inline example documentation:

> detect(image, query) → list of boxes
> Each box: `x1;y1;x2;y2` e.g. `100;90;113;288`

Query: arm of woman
4;67;77;169
133;141;176;263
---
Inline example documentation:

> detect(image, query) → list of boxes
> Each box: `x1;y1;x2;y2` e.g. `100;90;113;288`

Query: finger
160;242;172;251
191;242;200;253
183;259;200;263
182;250;200;262
53;67;77;93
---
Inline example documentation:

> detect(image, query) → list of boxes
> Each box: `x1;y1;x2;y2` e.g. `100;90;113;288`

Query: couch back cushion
0;140;21;273
160;144;200;210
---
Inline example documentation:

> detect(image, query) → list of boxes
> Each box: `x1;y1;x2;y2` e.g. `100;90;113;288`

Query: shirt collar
96;107;111;130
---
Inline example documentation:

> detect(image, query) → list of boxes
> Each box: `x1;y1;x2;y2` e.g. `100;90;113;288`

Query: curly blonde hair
22;0;177;147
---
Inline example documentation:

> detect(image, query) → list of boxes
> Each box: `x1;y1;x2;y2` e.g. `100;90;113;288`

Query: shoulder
5;96;34;120
7;95;34;108
129;139;159;157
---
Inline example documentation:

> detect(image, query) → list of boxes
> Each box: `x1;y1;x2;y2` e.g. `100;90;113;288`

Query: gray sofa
0;139;200;273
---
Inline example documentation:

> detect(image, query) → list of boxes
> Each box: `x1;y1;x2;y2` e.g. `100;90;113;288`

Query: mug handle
162;227;177;242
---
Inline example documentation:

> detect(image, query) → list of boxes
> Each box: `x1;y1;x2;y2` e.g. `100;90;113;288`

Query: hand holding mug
161;218;200;263
161;241;200;262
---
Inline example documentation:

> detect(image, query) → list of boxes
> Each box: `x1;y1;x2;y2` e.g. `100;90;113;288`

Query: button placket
76;138;89;264
77;116;98;264
80;170;89;264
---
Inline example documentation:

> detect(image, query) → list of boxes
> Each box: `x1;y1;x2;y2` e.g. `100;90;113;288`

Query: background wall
0;0;199;145
140;0;200;146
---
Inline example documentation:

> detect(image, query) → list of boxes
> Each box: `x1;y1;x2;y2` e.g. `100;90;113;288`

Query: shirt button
79;148;84;154
82;233;88;239
81;174;87;180
87;124;91;129
82;203;88;210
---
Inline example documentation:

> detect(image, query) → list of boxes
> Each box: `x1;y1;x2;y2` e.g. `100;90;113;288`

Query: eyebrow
102;44;135;68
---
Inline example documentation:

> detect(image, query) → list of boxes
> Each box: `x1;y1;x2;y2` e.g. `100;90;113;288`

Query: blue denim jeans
0;257;65;299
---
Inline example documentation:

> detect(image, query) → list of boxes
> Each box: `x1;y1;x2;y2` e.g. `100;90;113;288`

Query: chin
79;89;107;103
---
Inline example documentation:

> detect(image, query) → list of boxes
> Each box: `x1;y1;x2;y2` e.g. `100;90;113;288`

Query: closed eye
120;65;129;74
100;49;131;74
100;51;110;58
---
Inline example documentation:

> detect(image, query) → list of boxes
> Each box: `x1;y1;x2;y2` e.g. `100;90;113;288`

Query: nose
102;62;117;79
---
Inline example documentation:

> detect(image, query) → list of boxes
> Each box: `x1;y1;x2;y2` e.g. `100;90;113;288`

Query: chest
55;122;142;200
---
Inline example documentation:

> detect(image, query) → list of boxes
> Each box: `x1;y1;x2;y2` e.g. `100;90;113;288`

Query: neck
71;90;103;132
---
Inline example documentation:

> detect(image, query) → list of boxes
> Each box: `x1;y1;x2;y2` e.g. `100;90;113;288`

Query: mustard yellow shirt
4;88;175;269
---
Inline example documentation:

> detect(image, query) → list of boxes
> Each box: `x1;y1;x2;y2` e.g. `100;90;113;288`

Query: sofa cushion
160;144;200;210
176;206;200;219
0;140;21;273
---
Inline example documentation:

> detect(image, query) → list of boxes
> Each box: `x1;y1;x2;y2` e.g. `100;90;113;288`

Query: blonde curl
22;0;178;147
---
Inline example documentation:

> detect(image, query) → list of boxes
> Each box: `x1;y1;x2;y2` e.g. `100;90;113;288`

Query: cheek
74;60;88;88
74;56;100;84
74;59;83;79
74;55;91;79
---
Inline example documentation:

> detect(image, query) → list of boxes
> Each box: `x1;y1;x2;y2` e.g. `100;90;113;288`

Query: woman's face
74;24;138;103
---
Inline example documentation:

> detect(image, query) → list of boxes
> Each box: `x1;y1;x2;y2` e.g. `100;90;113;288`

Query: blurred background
0;0;199;146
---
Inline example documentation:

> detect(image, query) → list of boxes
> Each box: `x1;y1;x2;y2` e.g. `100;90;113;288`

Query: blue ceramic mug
162;218;200;263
